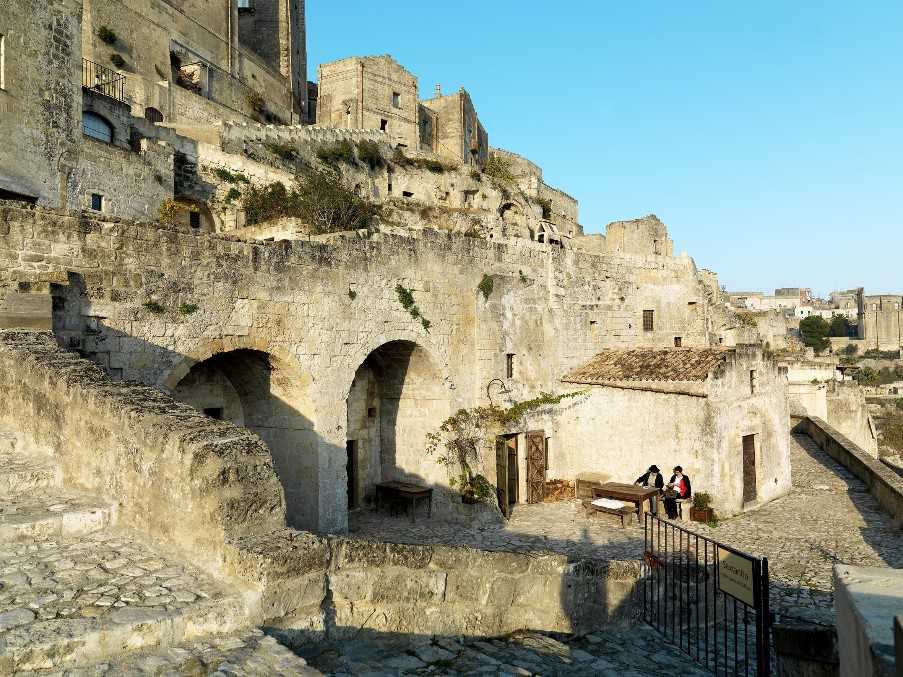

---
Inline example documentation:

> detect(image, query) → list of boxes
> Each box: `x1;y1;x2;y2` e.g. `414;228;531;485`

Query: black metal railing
643;513;772;676
82;58;126;103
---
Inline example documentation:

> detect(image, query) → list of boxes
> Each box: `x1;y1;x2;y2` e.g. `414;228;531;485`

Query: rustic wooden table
375;481;433;523
592;482;660;522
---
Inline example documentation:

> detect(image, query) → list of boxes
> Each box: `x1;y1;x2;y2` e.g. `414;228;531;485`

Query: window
750;369;758;395
674;337;682;347
506;353;515;379
237;0;253;9
379;119;388;131
83;112;113;143
189;211;200;228
642;310;654;332
0;34;5;91
144;107;164;124
203;407;223;420
402;190;413;198
90;193;103;211
392;92;401;108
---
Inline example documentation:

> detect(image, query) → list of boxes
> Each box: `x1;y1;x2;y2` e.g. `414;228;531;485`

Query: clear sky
307;1;902;297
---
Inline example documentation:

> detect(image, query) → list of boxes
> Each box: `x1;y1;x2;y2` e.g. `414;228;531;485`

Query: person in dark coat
663;465;692;519
635;465;664;514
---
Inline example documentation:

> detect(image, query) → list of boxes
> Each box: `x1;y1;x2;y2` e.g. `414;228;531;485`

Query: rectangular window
506;353;515;379
90;193;103;211
392;92;401;108
402;190;413;198
673;337;682;347
642;309;654;332
203;407;223;420
189;211;200;228
750;369;758;395
0;34;5;91
380;119;388;131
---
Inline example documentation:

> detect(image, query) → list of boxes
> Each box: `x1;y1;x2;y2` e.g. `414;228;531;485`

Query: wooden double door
496;430;546;517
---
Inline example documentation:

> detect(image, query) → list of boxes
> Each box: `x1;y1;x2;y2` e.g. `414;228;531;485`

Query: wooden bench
581;499;637;528
576;472;612;499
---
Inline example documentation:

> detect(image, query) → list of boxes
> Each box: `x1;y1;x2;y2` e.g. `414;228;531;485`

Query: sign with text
718;547;755;606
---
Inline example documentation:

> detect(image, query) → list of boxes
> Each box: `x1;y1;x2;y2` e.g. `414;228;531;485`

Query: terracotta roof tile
562;348;732;384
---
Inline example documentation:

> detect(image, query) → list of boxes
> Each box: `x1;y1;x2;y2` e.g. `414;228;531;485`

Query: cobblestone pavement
299;627;714;677
18;629;321;676
0;530;227;630
350;434;903;627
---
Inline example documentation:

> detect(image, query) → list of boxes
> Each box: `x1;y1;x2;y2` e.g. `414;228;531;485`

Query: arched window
82;112;113;143
144;107;164;124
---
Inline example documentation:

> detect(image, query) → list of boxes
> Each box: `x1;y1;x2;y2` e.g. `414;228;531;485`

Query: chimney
435;84;442;97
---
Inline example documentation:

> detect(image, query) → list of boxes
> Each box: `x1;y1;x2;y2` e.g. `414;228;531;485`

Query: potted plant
690;492;714;523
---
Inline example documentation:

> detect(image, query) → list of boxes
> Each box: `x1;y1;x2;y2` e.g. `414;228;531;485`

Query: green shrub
142;301;164;314
178;303;199;315
96;26;117;45
864;349;901;360
264;142;297;162
224;187;242;204
478;274;494;300
212;167;249;184
396;284;430;330
317;140;356;165
356;140;384;170
109;54;125;68
693;492;712;509
800;316;830;354
840;343;860;356
829;315;852;338
347;289;357;300
483;155;515;184
390;148;446;173
470;169;481;181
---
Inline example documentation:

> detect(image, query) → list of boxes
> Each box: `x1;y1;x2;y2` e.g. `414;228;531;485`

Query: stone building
558;346;791;517
857;291;903;351
316;55;420;148
573;214;673;257
419;87;489;166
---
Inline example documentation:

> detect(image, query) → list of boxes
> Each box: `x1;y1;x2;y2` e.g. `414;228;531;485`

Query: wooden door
496;437;509;517
742;434;757;504
526;430;546;504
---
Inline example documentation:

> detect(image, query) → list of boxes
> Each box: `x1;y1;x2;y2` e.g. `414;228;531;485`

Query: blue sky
307;2;903;297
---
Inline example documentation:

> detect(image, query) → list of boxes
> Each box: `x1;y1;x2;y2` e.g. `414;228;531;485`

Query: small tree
799;316;830;353
829;315;851;338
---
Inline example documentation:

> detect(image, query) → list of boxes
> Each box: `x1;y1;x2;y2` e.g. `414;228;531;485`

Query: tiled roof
562;348;732;384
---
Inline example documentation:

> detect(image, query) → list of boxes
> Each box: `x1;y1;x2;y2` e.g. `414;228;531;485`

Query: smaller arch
144;107;165;124
82;111;114;144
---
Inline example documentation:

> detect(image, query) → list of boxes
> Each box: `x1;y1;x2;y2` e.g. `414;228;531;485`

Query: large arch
169;348;320;530
345;340;451;511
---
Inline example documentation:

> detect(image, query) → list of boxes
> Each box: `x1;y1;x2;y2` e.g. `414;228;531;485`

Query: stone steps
17;629;322;676
0;489;111;543
0;531;249;672
0;434;59;494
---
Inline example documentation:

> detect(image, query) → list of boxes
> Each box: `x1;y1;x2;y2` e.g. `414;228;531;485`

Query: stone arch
499;201;524;226
344;337;452;511
165;344;319;530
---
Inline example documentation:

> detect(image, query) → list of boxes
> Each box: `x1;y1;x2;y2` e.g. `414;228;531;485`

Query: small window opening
90;193;104;211
506;353;515;379
674;337;682;347
642;309;654;332
0;34;5;91
402;190;414;198
380;119;388;131
367;407;376;418
203;407;223;420
750;369;758;395
391;92;401;108
189;211;200;228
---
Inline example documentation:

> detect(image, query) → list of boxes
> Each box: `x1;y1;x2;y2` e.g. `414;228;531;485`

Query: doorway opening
495;434;518;517
742;434;757;504
346;440;358;509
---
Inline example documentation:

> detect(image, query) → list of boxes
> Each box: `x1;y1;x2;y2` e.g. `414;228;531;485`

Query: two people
636;464;691;519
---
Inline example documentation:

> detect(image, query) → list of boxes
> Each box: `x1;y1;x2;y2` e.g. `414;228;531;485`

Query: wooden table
592;482;660;522
375;481;433;523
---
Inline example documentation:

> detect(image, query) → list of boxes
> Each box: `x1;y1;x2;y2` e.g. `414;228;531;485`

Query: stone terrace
350;433;903;627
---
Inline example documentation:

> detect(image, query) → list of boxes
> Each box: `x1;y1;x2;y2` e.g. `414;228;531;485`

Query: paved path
350;434;903;627
300;627;715;677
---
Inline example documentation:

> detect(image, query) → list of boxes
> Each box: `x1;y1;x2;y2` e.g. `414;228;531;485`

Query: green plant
829;315;852;338
469;169;481;182
483;154;515;184
840;343;860;356
109;54;125;68
224;187;242;204
800;316;830;354
519;270;529;284
693;492;712;509
212;167;249;184
348;289;357;300
421;317;431;331
478;274;494;300
96;25;117;45
390;148;446;172
356;140;384;170
706;518;720;528
178;302;198;315
142;301;164;314
158;199;182;225
264;142;297;162
317;140;356;165
864;349;901;360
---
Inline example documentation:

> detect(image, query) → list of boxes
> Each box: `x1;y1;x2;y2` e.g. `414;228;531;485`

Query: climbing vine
426;390;585;502
395;284;431;331
477;274;494;300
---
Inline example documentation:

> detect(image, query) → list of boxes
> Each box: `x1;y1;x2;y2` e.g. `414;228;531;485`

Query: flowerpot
690;507;714;523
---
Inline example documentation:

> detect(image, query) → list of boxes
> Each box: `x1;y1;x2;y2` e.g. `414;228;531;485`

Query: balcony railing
82;58;126;103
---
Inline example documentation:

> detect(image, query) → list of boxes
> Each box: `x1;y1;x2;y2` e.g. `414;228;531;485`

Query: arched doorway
345;341;449;510
171;349;318;530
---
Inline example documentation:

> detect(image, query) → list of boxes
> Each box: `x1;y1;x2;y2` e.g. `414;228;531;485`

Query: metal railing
82;58;126;103
643;513;773;676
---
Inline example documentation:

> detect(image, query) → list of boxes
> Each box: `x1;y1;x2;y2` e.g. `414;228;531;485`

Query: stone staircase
0;431;320;675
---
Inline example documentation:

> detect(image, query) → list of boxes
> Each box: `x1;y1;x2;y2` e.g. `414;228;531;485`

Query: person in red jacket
663;466;692;519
